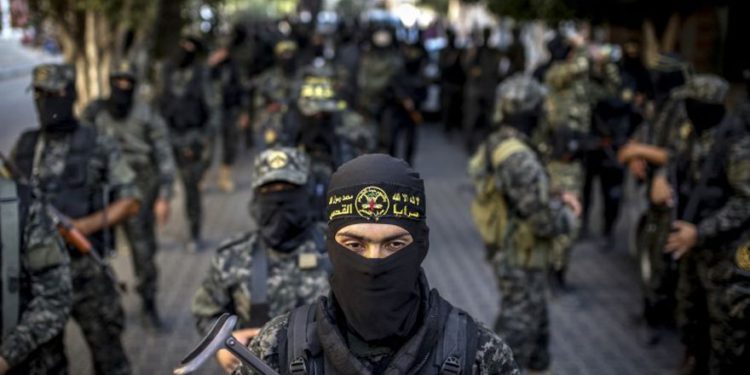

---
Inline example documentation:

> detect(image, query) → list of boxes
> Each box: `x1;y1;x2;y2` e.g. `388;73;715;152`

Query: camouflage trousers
70;255;130;375
676;246;750;375
123;168;159;305
174;149;209;240
8;335;67;375
493;252;550;371
546;160;583;273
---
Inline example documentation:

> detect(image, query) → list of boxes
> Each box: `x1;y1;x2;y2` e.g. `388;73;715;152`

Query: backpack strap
284;303;318;375
434;307;478;375
490;138;529;169
248;241;270;327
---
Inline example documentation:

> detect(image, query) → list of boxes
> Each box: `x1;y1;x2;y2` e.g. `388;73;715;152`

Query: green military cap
110;61;136;80
252;147;311;189
673;74;729;104
32;64;75;92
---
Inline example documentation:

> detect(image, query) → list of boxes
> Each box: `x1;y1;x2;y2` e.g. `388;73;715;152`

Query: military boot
218;165;235;192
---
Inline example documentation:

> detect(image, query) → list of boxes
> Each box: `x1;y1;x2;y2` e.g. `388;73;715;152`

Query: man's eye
344;241;363;252
385;241;407;252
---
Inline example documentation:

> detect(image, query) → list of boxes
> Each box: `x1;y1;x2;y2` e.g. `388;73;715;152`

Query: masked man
192;147;330;373
83;62;176;330
237;154;520;375
12;64;140;375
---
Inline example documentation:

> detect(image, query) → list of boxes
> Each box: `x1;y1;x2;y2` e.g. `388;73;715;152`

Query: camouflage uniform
250;41;299;149
463;40;503;151
237;283;520;375
0;179;72;375
156;56;220;244
356;45;402;126
83;69;176;311
191;148;329;334
469;75;573;371
661;76;750;374
11;64;138;375
538;50;620;275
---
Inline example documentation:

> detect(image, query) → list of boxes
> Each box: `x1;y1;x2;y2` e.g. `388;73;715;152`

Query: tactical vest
279;293;478;375
222;227;330;329
469;134;549;268
13;126;107;251
160;64;209;132
1;179;30;337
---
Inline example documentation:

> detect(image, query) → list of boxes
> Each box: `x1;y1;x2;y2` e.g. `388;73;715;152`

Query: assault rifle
174;314;278;375
0;153;125;291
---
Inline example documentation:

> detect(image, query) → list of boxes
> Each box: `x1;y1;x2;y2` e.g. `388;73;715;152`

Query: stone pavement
65;126;681;375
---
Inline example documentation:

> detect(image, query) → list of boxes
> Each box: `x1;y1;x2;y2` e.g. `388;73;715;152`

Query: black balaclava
108;78;135;120
251;185;312;253
685;98;726;135
35;85;77;133
326;154;428;342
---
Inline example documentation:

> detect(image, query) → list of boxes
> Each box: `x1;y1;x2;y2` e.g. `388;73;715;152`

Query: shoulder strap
1;178;21;337
249;240;270;327
490;138;529;168
285;303;318;375
13;130;40;178
434;307;478;375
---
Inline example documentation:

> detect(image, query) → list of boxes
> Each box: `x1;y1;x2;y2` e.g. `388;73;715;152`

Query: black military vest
13;126;106;251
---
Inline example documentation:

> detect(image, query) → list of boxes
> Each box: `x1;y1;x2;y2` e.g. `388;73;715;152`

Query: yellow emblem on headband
355;186;390;220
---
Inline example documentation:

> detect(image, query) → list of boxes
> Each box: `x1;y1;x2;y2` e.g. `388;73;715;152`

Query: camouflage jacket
539;51;620;157
251;67;298;114
191;226;330;335
356;49;403;115
0;198;71;369
486;126;571;238
663;120;750;247
83;100;176;199
237;281;520;375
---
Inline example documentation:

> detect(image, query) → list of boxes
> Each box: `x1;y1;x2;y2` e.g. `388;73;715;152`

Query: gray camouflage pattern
252;147;311;189
191;228;330;335
236;306;520;375
671;74;729;104
0;198;71;375
471;126;572;371
11;127;137;375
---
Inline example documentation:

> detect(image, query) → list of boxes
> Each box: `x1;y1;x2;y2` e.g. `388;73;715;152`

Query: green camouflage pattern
0;197;71;375
191;228;330;335
31;64;75;91
356;49;402;116
252;147;311;189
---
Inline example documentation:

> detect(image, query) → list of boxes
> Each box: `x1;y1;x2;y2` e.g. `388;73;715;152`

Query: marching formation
1;12;749;375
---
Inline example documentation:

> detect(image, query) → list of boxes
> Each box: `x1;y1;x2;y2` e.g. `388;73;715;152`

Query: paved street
0;74;681;374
